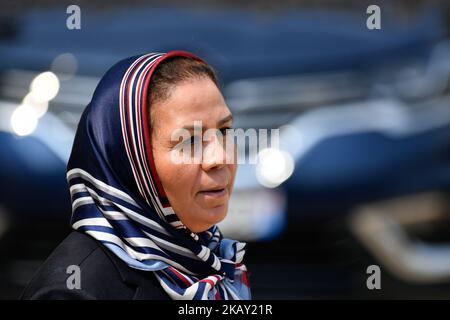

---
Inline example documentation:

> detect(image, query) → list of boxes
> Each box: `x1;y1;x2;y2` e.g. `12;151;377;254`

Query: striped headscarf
67;51;251;300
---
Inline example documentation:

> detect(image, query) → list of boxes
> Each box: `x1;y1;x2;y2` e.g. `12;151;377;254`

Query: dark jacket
20;231;171;300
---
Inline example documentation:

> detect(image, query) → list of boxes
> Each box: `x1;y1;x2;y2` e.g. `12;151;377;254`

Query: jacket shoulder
20;231;168;300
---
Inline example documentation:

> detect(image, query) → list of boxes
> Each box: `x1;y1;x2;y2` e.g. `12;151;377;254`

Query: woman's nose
201;134;228;171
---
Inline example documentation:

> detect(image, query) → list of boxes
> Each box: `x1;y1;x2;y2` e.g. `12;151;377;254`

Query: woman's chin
194;204;228;232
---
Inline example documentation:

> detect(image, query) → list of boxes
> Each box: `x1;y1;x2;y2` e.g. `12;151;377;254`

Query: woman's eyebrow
180;114;234;131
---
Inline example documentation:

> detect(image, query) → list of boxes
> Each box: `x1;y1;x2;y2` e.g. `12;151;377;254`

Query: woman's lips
197;187;228;199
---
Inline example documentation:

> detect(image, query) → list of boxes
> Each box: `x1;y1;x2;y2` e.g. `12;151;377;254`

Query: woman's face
151;77;237;233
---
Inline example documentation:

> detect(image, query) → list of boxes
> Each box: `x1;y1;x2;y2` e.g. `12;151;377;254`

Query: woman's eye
220;127;232;136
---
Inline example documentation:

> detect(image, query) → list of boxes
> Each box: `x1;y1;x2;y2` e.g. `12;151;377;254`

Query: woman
21;51;251;300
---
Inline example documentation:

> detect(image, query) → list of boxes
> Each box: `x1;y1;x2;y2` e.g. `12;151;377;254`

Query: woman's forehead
152;79;232;129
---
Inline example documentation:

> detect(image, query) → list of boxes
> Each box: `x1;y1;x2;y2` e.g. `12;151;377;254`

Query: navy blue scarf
67;51;251;299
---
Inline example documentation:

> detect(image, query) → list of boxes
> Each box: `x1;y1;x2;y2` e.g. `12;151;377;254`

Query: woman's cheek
165;156;196;192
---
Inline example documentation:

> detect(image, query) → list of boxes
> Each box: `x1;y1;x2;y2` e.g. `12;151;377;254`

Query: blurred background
1;0;450;299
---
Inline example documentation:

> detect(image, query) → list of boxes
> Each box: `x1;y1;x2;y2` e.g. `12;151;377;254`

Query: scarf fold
67;51;251;300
